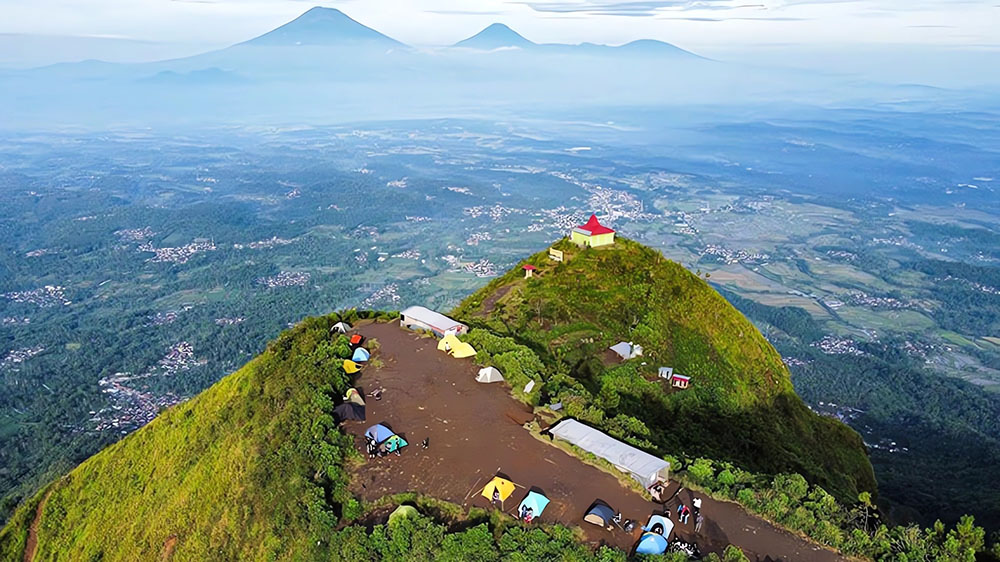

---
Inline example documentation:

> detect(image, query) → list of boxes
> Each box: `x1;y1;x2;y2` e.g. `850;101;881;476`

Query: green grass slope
0;316;359;562
453;238;876;501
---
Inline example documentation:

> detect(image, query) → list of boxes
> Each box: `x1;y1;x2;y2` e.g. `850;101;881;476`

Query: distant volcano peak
455;23;535;49
243;6;403;47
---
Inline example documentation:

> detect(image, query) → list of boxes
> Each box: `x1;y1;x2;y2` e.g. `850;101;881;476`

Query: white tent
658;367;674;379
609;341;642;360
550;419;669;489
332;322;351;333
476;367;504;383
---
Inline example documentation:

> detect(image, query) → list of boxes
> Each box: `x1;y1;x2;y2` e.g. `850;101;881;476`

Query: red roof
577;214;615;236
523;265;537;270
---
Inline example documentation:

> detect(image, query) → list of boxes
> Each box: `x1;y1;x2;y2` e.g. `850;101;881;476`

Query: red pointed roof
522;264;537;270
577;214;615;235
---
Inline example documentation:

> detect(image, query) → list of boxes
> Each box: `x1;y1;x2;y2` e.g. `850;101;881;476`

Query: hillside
0;316;360;561
452;237;877;502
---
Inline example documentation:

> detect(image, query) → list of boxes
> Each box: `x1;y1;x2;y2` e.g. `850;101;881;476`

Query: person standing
695;513;705;533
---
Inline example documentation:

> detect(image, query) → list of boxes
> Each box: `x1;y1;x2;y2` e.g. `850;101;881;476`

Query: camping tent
481;476;516;503
451;342;477;359
437;334;462;353
636;533;668;555
550;419;670;489
517;491;550;519
643;514;674;539
333;402;365;422
365;424;395;444
344;388;365;406
583;502;615;527
380;434;408;453
332;322;351;333
609;341;642;360
352;348;371;362
350;334;364;346
388;505;418;526
343;360;361;374
476;367;504;383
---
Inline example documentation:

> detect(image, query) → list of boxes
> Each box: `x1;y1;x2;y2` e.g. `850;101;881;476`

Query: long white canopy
550;419;669;489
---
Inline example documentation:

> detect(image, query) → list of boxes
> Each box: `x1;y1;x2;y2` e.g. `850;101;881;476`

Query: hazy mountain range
0;6;995;129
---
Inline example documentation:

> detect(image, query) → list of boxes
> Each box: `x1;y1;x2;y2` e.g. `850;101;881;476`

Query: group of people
675;496;704;533
519;505;535;523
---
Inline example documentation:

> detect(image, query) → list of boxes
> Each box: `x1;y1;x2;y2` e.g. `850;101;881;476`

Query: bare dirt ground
23;490;52;562
345;322;847;561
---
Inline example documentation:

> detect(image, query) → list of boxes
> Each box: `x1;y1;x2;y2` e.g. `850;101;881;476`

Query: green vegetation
453;237;875;502
670;456;992;562
0;315;360;561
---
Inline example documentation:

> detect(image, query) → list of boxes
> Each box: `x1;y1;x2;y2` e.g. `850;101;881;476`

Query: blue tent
353;348;371;362
381;434;408;453
643;514;675;538
517;491;550;520
365;424;395;444
636;532;668;555
583;502;615;526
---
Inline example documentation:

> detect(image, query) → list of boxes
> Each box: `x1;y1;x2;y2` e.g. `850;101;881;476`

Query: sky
0;0;998;66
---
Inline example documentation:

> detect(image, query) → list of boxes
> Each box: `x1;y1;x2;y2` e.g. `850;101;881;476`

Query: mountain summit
243;7;403;47
454;23;535;49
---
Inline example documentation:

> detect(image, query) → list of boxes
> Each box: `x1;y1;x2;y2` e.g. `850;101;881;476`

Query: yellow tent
481;476;516;503
437;334;462;353
343;360;361;374
451;342;477;359
345;388;365;406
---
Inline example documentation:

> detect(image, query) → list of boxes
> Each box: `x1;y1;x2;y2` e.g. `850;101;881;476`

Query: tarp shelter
333;402;365;422
352;348;371;362
481;476;516;503
380;434;408;453
332;322;351;333
438;334;462;353
643;514;675;539
350;334;364;346
388;505;418;526
583;502;615;527
551;419;670;489
517;491;550;519
345;388;365;406
365;424;395;444
451;342;477;359
343;360;361;374
636;533;668;555
609;341;642;360
400;306;468;337
476;367;504;383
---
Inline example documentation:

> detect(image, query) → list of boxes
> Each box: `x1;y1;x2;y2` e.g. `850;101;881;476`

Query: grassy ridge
453;237;876;501
0;316;357;562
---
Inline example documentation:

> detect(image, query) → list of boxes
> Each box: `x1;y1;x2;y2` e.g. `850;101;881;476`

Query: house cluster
233;236;294;250
702;245;770;265
3;285;71;307
811;335;867;357
214;316;246;326
257;271;311;288
138;239;217;264
0;346;45;369
114;227;156;243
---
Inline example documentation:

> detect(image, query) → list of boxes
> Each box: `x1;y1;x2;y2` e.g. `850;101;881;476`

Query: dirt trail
23;490;52;562
346;323;847;561
159;535;178;562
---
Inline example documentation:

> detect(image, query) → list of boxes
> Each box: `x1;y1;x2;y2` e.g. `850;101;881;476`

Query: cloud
509;0;742;16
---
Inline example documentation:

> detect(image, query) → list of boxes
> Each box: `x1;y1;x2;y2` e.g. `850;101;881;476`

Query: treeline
669;457;998;562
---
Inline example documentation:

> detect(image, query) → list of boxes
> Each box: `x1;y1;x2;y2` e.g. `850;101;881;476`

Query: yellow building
570;214;615;247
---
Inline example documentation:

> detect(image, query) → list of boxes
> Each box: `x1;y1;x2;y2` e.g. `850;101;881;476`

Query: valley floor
344;322;846;561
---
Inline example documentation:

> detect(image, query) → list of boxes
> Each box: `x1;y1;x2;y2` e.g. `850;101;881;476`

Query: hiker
492;489;500;503
524;507;534;523
677;503;685;517
695;513;705;533
679;504;691;525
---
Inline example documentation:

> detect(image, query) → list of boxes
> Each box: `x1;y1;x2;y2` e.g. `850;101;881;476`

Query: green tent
388;505;419;526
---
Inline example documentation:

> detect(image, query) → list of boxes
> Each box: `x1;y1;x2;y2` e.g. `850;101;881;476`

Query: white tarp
400;306;468;336
550;419;669;489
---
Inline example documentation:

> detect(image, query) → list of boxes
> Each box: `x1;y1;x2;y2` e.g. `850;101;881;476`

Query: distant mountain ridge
242;6;403;48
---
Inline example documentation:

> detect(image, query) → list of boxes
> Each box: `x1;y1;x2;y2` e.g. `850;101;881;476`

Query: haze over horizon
0;0;997;71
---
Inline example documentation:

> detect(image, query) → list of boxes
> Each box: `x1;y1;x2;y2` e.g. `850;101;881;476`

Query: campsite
342;321;847;561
